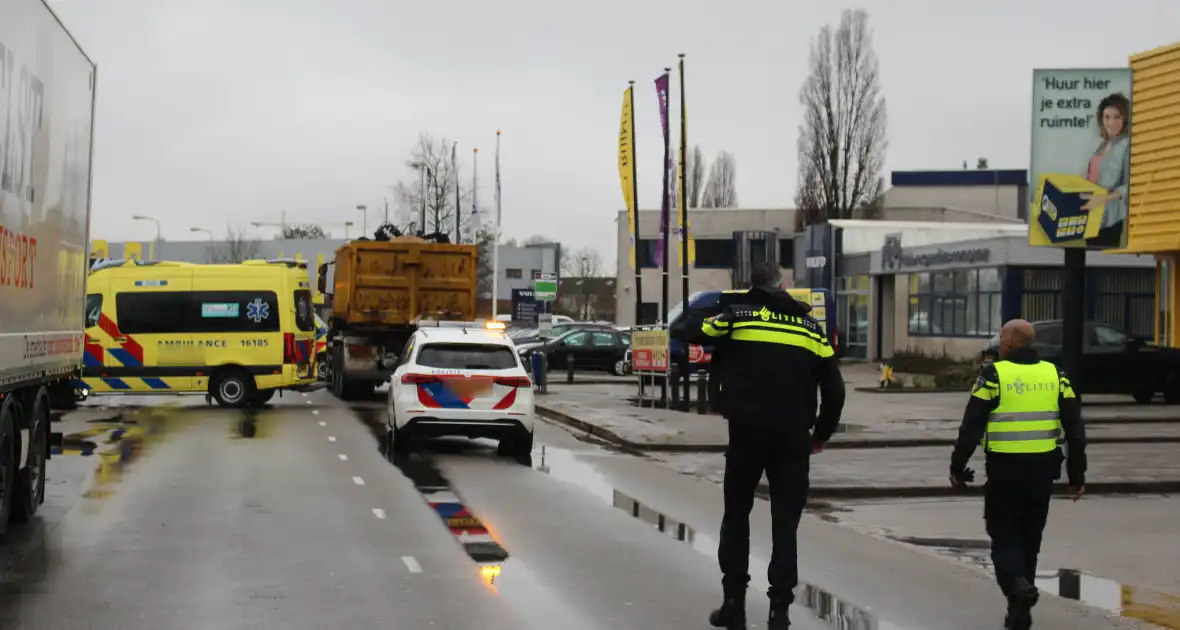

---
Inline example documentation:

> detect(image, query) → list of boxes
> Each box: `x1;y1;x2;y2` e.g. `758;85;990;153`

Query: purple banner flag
655;72;671;266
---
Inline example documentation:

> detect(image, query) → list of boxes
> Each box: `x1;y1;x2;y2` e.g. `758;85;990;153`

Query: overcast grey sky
51;0;1180;258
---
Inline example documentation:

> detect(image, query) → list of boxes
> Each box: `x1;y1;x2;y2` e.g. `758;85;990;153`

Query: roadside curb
853;387;971;394
787;480;1180;500
536;405;1180;452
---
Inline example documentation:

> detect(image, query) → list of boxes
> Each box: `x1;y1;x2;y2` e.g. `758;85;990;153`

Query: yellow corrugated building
1119;42;1180;346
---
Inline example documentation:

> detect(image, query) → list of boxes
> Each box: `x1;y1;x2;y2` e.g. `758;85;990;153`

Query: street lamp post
357;204;368;237
191;227;214;262
132;215;161;260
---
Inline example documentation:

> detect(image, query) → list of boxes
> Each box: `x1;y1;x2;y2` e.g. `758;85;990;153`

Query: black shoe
708;596;747;629
767;605;790;629
1005;580;1038;630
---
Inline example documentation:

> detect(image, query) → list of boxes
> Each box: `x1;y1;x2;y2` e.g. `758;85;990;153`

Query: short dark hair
750;263;781;289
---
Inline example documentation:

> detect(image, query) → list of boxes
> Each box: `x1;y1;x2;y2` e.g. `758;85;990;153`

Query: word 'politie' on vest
1005;377;1058;395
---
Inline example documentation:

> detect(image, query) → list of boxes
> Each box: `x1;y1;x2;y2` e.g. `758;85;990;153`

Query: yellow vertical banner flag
677;147;696;267
91;240;108;259
618;86;637;270
123;242;143;261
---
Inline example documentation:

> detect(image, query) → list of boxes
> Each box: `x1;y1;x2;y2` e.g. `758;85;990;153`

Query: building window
779;239;794;268
694;239;734;269
636;239;658;268
907;268;1002;337
506;268;523;279
1160;258;1174;347
530;269;542;279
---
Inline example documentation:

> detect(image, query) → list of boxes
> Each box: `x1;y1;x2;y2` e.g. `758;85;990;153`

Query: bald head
999;319;1035;358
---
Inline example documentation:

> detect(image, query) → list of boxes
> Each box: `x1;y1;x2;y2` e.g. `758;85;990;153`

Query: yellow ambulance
80;259;318;407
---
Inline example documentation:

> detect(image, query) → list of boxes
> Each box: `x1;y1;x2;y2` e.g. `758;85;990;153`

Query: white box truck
0;0;96;536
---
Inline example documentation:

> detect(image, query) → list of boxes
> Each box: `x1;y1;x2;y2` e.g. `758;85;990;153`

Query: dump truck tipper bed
318;238;478;399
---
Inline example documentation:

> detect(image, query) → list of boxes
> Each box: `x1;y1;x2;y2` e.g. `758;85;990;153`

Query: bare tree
701;151;738;208
522;234;552;245
976;157;989;169
795;8;888;225
213;226;261;263
390;133;483;240
281;224;327;239
686;144;706;208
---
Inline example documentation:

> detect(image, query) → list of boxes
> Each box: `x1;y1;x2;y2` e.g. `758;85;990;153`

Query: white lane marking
402;556;422;573
318;421;327;426
301;392;308;397
338;453;348;461
328;436;337;442
352;476;365;485
306;400;312;404
312;410;320;415
372;508;387;520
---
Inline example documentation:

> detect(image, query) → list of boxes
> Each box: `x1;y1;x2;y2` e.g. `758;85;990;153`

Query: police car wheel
212;371;254;408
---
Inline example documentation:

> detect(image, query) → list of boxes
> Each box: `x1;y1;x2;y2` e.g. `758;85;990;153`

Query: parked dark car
517;327;631;375
510;321;616;346
980;320;1179;403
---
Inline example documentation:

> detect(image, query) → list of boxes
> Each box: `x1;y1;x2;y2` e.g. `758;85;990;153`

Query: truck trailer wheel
212;370;255;408
12;390;49;523
0;398;17;538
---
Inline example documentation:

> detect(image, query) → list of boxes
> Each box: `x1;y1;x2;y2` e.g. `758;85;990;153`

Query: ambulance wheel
12;389;49;523
249;389;276;407
212;370;255;408
0;397;17;538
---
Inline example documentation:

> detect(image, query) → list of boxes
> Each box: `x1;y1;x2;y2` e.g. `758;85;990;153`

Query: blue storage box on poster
1034;174;1108;244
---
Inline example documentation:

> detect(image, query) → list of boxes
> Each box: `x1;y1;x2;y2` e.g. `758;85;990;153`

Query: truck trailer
0;0;96;536
317;236;479;400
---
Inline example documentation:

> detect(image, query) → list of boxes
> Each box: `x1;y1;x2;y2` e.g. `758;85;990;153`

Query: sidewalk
653;443;1180;499
535;383;1180;452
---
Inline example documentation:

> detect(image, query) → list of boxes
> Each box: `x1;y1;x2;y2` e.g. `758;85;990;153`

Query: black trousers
984;466;1054;598
717;422;809;603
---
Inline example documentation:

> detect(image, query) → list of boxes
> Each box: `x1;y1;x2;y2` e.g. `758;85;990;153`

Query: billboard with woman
1029;68;1132;249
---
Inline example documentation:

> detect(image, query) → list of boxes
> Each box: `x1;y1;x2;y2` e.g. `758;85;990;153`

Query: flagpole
453;141;460;243
678;54;689;402
492;130;502;319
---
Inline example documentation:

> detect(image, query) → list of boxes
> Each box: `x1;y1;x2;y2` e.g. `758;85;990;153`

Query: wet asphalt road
0;391;1155;630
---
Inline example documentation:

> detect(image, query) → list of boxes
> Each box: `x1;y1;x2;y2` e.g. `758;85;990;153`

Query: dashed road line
312;410;320;415
328;436;337;442
338;454;348;461
372;508;386;520
352;476;365;485
402;556;422;573
318;421;327;426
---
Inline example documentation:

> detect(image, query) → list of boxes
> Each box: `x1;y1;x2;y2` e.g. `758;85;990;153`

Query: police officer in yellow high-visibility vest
949;319;1087;630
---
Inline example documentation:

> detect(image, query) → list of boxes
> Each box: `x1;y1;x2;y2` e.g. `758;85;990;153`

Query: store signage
881;238;991;271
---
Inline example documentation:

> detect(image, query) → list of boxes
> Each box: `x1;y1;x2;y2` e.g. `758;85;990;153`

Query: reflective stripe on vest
985;361;1062;454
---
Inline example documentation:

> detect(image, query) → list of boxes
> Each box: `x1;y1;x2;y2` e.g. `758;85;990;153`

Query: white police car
385;321;535;464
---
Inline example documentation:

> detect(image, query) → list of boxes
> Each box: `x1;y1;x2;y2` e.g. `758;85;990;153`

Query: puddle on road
533;444;908;630
388;453;596;629
899;539;1180;628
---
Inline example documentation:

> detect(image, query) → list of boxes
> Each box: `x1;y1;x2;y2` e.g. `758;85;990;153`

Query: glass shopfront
837;275;870;358
906;268;1003;337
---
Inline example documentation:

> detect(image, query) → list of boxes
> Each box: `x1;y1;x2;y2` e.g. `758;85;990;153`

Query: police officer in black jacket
693;263;846;630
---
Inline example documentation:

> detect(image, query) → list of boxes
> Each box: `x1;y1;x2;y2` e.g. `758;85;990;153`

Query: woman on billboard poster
1079;92;1131;248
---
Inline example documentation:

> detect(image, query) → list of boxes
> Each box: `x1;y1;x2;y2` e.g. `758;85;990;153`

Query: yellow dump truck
316;236;478;399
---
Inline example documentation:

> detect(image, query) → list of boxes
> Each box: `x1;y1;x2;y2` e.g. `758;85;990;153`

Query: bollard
531;351;548;394
669;364;681;410
696;372;709;415
566;354;576;384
